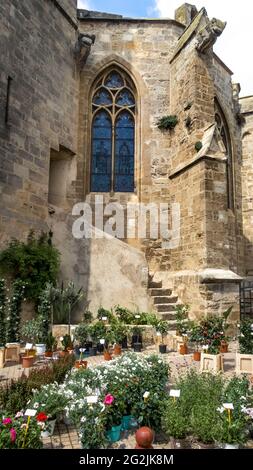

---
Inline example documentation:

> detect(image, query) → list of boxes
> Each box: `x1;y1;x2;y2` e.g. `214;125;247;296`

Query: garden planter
89;346;97;356
41;418;56;438
114;344;122;356
219;341;228;353
193;351;201;362
131;335;142;347
104;351;112;361
35;344;46;355
75;360;88;369
106;424;122;442
22;355;34;368
120;336;128;349
121;415;134;431
236;353;253;374
159;344;167;354
97;343;105;353
179;344;188;355
135;427;154;449
0;347;5;368
133;343;142;352
200;353;223;372
44;351;53;358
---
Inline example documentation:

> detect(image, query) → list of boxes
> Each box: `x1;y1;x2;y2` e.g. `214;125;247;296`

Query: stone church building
1;1;253;325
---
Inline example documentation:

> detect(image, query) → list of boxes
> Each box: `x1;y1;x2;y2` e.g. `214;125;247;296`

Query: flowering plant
0;413;42;448
30;383;69;420
239;318;253;354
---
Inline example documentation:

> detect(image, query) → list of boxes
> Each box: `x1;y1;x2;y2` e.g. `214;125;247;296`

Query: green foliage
109;319;128;344
195;141;203;151
51;282;84;325
6;280;26;342
61;334;73;351
37;286;52;341
97;307;113;322
0;356;75;415
0;232;60;302
82;310;93;323
162;370;251;445
0;413;43;449
21;317;45;344
114;305;134;324
155;320;170;343
175;304;190;335
156;115;178;130
0;279;6;346
45;332;57;352
88;321;107;343
80;403;108;449
198;312;231;354
74;323;89;346
239;318;253;354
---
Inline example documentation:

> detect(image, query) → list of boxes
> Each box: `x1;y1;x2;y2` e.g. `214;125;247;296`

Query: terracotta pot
135;427;154;449
104;351;112;361
219;342;228;353
59;350;68;357
114;344;122;356
75;360;88;369
193;351;201;361
179;344;188;355
44;351;53;358
22;355;34;368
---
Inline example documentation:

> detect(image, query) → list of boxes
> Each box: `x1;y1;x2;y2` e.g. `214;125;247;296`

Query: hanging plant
0;278;6;346
156;115;178;130
6;280;26;343
195;141;203;152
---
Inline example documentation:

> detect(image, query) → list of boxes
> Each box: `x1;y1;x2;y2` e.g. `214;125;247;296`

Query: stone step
148;280;163;288
149;288;172;296
153;296;178;305
156;304;176;312
162;320;177;330
158;312;177;321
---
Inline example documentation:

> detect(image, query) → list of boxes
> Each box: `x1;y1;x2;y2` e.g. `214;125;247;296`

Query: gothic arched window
91;69;136;192
215;101;234;210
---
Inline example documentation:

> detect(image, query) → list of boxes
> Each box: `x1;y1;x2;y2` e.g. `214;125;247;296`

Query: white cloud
150;1;253;96
77;0;91;9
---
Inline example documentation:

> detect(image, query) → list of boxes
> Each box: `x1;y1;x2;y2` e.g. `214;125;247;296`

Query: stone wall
0;0;79;244
240;96;253;276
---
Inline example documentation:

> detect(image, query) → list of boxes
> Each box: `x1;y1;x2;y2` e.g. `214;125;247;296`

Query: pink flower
2;418;12;425
103;394;114;405
15;411;23;418
10;428;16;442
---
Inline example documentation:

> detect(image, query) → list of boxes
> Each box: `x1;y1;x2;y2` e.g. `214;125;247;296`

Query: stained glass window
91;111;112;192
215;100;234;210
93;88;112;106
91;69;136;192
116;89;135;107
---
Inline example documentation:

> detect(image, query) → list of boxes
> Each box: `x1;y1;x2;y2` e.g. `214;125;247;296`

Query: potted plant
74;348;88;369
104;394;123;442
97;307;113;323
45;332;57;357
103;330;115;360
175;304;190;337
60;334;73;356
155;320;169;354
131;326;143;352
236;318;253;374
88;321;107;355
21;317;46;355
110;320;128;355
73;323;90;355
31;385;69;437
189;323;203;361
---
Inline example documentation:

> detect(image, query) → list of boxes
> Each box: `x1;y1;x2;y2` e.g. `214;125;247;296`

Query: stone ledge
167;269;243;284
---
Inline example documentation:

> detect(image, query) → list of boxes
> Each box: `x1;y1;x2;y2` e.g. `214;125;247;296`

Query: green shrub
0;279;6;346
239;318;253;354
6;280;26;342
156;115;178;130
0;231;60;302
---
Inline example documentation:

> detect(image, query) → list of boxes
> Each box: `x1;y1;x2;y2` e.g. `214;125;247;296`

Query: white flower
240;396;246;401
240;333;245;338
217;406;225;413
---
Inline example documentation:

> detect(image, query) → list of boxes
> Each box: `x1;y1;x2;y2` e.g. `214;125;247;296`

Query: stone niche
48;146;76;208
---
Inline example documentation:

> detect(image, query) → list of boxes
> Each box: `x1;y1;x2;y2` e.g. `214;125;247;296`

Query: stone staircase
148;275;179;330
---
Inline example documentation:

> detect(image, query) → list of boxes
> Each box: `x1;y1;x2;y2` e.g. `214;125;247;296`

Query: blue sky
77;1;253;96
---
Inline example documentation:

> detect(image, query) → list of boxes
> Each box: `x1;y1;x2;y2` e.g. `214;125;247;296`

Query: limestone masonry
1;1;253;324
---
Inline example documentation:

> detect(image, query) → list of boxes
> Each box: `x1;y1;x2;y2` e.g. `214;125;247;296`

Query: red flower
10;428;16;442
2;418;12;425
36;412;48;422
103;394;114;405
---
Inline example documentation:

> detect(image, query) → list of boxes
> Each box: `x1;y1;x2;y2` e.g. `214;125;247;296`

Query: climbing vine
6;280;26;343
0;278;6;346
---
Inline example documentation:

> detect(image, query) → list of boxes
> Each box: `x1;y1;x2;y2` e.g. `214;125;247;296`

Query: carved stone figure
196;18;226;53
74;33;96;67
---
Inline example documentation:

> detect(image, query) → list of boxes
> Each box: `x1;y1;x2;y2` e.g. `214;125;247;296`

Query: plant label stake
170;389;180;403
22;409;36;448
223;403;234;424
